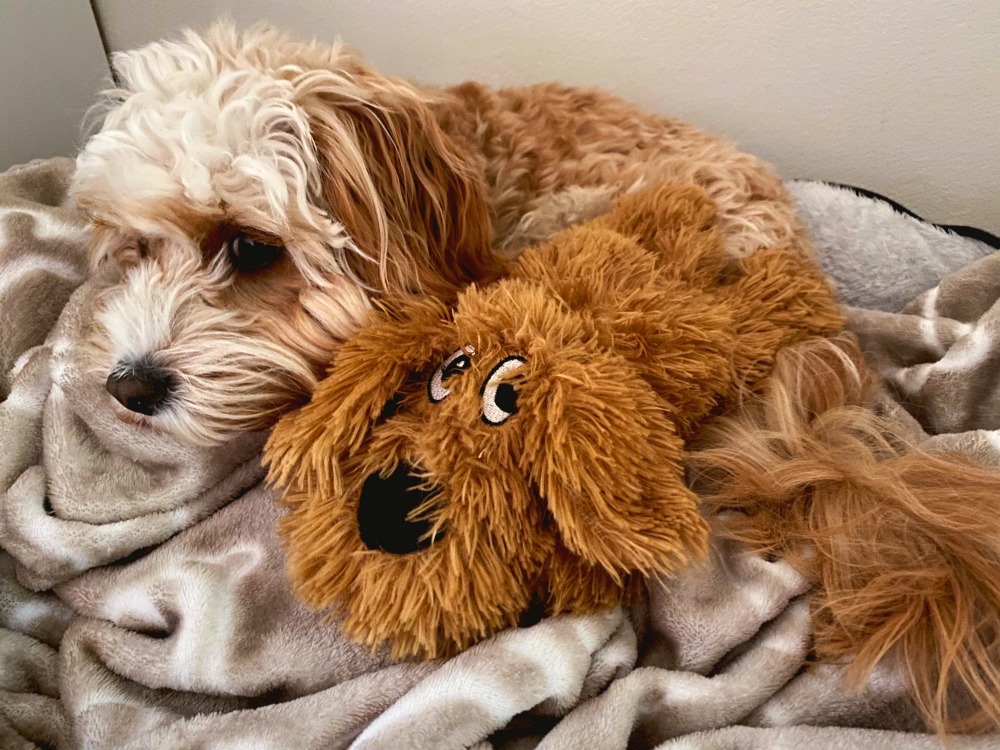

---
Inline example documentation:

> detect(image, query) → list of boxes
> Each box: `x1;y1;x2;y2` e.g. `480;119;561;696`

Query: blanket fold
0;158;88;750
2;159;1000;749
55;482;434;748
847;251;1000;441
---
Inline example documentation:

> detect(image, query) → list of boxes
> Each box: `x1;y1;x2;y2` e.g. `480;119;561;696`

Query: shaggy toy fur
264;184;842;659
689;336;1000;735
73;23;809;445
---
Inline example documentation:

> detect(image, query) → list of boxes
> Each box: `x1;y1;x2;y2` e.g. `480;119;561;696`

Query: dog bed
1;159;999;750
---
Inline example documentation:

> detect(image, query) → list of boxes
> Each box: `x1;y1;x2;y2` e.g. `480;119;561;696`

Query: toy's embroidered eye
428;346;475;403
481;356;525;425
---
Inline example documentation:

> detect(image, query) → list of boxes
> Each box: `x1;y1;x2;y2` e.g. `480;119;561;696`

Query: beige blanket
2;158;998;749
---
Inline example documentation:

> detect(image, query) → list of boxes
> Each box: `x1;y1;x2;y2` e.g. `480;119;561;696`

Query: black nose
106;362;174;416
357;463;441;554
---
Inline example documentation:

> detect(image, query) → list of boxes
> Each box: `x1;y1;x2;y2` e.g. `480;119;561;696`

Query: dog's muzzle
357;462;442;554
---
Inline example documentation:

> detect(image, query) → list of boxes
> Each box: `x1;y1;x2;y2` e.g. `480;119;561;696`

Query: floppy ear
294;66;498;295
264;296;450;496
525;350;709;580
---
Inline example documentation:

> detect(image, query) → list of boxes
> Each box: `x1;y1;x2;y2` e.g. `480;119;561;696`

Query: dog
72;22;810;446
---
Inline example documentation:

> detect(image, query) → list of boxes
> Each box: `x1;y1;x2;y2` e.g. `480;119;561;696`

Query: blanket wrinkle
351;608;634;750
57;487;397;701
847;250;1000;440
0;551;74;647
744;659;918;731
0;157;89;405
639;536;810;674
2;159;1000;749
0;158;89;750
533;598;813;750
653;726;1000;749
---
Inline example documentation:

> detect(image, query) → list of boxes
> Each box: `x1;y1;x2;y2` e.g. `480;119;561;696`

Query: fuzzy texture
72;22;809;446
787;180;998;312
6;158;1000;749
264;184;842;659
0;159;90;402
689;335;1000;735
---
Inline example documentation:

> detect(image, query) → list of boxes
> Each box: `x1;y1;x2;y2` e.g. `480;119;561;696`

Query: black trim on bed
821;181;1000;251
934;224;1000;250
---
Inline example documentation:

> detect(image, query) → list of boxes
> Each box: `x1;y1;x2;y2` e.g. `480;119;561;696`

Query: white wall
95;0;999;233
0;0;111;170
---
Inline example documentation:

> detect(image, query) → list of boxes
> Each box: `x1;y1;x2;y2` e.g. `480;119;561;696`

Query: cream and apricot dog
73;22;809;445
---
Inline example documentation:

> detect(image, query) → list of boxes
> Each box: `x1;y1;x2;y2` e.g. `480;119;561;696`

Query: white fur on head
72;23;382;445
75;24;358;272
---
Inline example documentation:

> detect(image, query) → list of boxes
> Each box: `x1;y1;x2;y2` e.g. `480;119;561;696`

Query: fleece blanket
2;160;1000;750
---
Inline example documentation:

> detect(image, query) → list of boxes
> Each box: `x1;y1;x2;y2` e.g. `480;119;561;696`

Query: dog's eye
226;233;284;272
481;356;525;425
428;346;475;403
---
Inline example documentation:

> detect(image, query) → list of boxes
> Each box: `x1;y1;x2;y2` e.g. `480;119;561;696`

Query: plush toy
265;184;843;659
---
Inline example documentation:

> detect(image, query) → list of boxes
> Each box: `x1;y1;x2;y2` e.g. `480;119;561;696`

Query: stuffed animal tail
688;334;1000;734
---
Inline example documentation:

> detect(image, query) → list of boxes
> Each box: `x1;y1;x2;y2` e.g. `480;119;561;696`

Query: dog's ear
264;297;450;496
525;350;709;580
294;66;497;296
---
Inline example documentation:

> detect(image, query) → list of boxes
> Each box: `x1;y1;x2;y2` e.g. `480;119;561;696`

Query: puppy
73;22;809;445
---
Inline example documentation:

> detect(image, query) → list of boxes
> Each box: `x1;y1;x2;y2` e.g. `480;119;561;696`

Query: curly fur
689;335;1000;735
72;22;809;445
264;184;842;659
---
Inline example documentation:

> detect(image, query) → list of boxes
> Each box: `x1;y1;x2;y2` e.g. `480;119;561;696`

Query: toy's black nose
357;463;441;554
106;362;174;416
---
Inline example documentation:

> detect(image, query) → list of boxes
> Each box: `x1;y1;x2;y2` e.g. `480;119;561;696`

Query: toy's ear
264;297;449;496
526;351;709;580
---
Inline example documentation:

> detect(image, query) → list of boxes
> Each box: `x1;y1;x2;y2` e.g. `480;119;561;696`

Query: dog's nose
357;463;441;554
106;362;174;416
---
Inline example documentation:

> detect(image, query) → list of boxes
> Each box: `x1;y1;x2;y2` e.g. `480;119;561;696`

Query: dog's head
265;278;709;659
72;23;495;444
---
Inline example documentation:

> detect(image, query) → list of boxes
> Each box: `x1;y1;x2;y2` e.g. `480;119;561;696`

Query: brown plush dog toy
265;184;843;659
